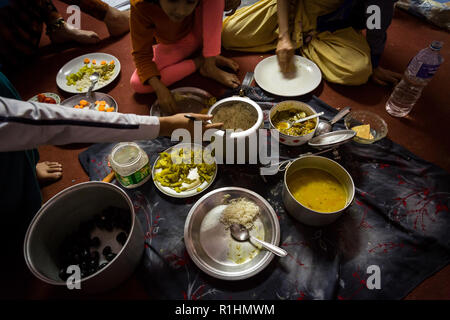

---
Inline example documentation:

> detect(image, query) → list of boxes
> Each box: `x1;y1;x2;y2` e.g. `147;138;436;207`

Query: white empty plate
56;53;121;94
254;55;322;97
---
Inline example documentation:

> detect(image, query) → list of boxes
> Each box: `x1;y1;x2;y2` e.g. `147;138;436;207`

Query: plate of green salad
56;53;121;93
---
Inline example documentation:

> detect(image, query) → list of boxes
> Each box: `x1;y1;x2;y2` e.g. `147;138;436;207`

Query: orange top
131;0;196;84
130;0;223;85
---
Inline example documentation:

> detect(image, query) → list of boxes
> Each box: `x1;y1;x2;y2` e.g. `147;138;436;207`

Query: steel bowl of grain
23;181;144;293
269;101;319;146
207;96;264;164
282;156;355;226
184;187;280;280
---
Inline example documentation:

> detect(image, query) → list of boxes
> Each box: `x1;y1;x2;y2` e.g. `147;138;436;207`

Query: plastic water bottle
385;41;444;117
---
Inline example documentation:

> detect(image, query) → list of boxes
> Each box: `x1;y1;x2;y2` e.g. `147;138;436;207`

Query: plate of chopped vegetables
152;143;218;198
56;53;121;93
60;92;118;112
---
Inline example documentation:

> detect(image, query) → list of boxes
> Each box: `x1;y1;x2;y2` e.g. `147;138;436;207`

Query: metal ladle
230;223;287;257
278;112;324;130
315;106;351;136
86;72;100;99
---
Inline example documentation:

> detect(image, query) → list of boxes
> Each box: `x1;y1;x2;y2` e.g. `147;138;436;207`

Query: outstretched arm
0;97;159;152
0;97;223;152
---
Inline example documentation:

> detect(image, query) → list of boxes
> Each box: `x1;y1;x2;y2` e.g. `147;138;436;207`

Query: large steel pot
23;181;144;293
282;156;355;226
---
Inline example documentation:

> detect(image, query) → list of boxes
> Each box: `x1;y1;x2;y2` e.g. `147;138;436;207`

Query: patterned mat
79;89;450;299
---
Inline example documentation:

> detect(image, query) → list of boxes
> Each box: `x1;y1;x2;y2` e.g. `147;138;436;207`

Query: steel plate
149;87;213;116
308;130;356;149
184;187;280;280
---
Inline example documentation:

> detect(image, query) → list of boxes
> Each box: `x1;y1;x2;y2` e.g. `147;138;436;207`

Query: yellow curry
287;168;347;213
271;109;316;136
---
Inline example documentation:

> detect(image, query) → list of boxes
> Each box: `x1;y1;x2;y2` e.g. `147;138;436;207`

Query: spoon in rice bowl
230;223;287;257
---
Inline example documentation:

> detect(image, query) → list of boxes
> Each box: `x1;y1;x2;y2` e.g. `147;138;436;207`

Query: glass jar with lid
109;142;150;189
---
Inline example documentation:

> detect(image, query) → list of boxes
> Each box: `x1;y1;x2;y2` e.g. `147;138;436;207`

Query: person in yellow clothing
223;0;402;86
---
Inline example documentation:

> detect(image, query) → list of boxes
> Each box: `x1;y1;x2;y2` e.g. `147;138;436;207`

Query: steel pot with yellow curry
282;156;355;226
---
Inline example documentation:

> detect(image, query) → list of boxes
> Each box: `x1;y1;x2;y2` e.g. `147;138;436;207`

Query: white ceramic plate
28;92;61;104
254;55;322;97
56;53;121;93
152;143;218;198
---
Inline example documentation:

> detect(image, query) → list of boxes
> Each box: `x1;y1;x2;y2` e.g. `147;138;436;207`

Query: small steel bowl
184;187;280;280
344;110;388;144
282;156;355;226
61;92;118;112
23;182;144;293
269;101;319;146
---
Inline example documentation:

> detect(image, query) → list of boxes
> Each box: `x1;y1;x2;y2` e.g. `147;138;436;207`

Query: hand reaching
276;36;296;75
159;113;223;137
154;83;177;115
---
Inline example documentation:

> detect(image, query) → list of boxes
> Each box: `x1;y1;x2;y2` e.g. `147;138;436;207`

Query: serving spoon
86;72;100;99
230;223;287;257
315;106;351;136
277;112;324;130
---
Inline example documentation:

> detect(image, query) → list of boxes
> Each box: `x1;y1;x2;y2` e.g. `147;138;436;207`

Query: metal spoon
315;106;351;136
230;223;287;257
86;72;100;99
278;112;324;130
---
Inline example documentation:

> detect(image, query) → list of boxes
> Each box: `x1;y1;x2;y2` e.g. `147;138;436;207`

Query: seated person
59;0;130;38
129;0;240;115
222;0;402;86
0;0;129;75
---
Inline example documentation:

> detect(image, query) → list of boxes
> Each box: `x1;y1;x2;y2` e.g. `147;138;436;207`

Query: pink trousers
130;1;223;94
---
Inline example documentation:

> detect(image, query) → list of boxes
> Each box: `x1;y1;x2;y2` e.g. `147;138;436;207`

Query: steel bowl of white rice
184;187;280;280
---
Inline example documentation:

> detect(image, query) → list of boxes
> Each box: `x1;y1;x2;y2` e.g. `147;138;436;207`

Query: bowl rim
207;96;264;138
23;181;136;286
283;155;355;215
344;110;388;143
183;186;280;280
268;100;319;139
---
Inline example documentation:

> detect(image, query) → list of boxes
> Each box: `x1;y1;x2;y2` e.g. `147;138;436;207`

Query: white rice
220;197;260;230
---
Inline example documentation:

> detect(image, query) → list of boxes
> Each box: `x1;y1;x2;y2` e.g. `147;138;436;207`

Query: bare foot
215;55;239;72
49;22;100;45
200;57;240;88
104;7;130;37
36;161;63;183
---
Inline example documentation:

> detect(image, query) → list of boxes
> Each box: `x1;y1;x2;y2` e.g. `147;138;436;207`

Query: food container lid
308;130;356;149
110;142;142;168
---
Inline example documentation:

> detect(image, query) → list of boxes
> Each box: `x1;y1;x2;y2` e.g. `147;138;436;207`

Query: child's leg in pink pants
130;0;223;93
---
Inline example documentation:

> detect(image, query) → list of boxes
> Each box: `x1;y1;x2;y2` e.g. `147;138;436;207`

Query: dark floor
6;1;450;299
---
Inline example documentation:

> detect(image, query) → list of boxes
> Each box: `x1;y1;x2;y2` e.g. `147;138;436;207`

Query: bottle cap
430;41;443;51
